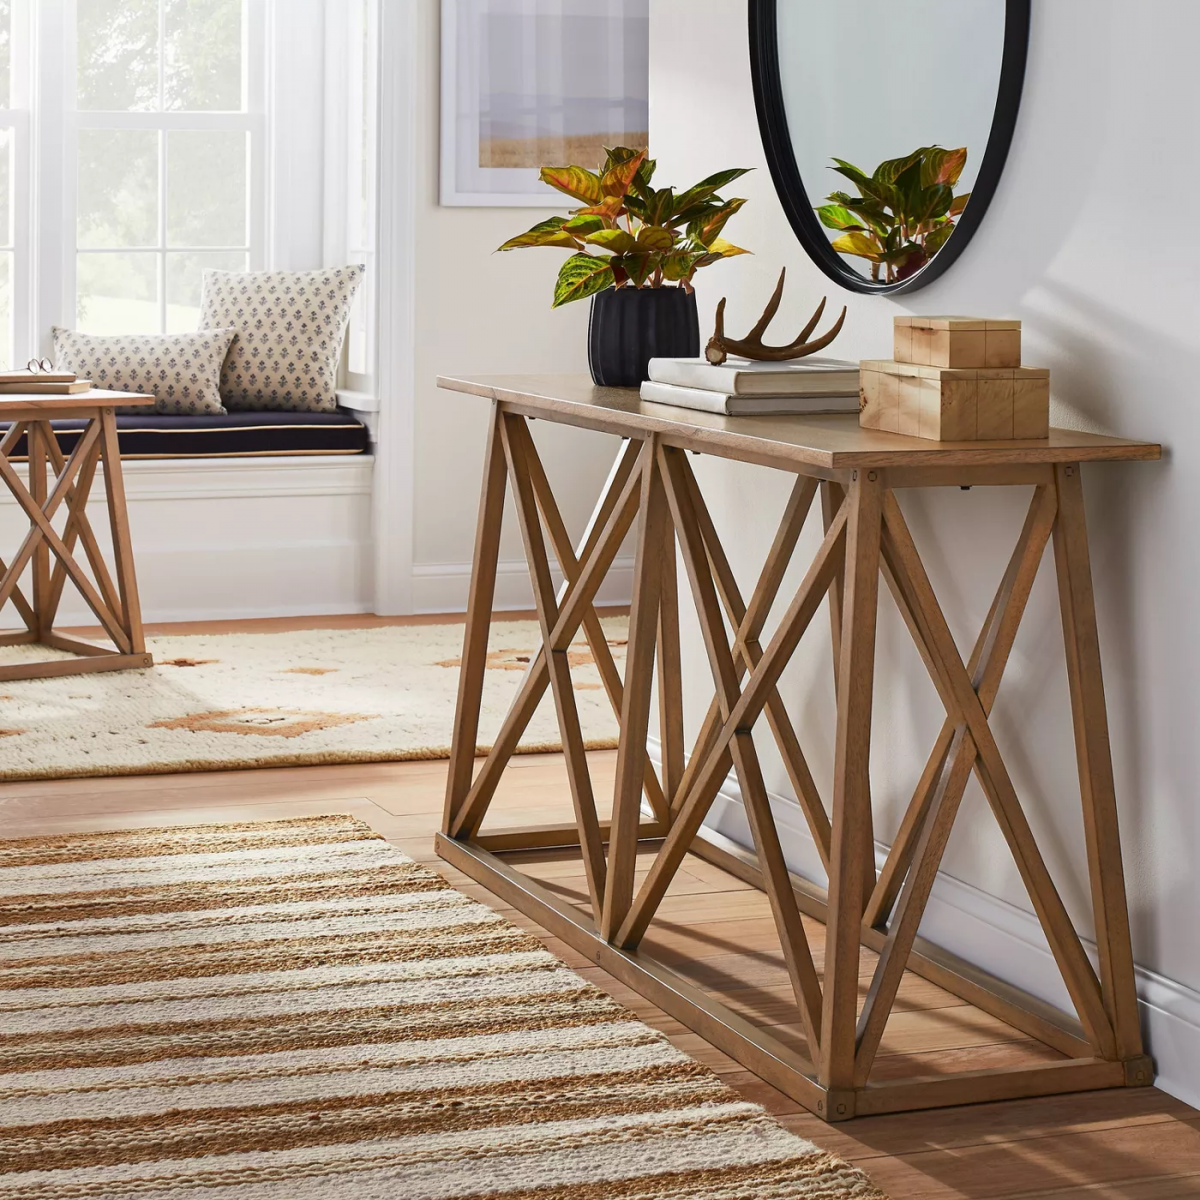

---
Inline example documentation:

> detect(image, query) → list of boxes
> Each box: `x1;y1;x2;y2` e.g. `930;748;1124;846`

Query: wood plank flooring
1;746;1196;1198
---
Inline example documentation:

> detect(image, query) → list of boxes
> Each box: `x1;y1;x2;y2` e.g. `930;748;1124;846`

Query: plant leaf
602;145;657;197
830;231;882;262
814;203;864;231
671;167;752;217
924;222;956;256
496;217;580;252
621;252;657;287
585;227;640;254
645;187;676;227
874;148;928;184
539;165;604;204
562;214;606;235
831;159;898;210
571;195;628;219
893;158;924;218
601;150;646;198
601;145;643;173
705;237;750;258
921;146;967;188
915;183;954;223
636;225;676;251
687;197;747;246
661;250;706;281
553;253;615;307
949;191;971;216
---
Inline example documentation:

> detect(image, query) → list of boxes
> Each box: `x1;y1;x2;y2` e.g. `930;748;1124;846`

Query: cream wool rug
0;815;886;1199
0;619;627;782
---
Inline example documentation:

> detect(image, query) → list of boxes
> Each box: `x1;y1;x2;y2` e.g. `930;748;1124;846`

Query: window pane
0;2;11;110
165;0;244;112
77;252;159;334
0;253;11;369
166;131;246;247
77;0;159;112
166;249;245;332
78;130;159;249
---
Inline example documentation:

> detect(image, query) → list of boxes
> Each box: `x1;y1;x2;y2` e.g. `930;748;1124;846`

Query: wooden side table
435;373;1161;1121
0;390;152;681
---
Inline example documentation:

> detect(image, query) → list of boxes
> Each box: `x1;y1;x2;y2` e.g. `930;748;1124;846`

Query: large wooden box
859;359;1049;441
894;316;1021;370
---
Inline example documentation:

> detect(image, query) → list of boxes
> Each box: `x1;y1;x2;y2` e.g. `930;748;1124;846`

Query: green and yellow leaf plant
498;147;753;308
815;145;970;283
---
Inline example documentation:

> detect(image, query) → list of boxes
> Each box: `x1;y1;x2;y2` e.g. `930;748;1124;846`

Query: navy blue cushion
3;408;370;458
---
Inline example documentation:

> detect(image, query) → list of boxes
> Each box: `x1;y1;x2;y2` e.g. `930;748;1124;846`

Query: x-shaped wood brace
0;420;130;650
849;486;1118;1081
446;421;667;843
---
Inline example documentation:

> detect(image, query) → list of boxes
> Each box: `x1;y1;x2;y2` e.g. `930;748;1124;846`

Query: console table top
438;373;1161;471
0;389;152;415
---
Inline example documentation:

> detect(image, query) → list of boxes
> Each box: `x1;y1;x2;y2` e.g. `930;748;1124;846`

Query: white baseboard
411;555;635;614
647;737;1200;1109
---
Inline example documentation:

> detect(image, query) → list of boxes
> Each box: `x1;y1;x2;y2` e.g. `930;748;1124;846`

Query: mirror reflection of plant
815;146;970;283
498;147;753;307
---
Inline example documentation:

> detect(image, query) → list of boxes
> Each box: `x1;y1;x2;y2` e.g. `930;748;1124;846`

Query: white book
640;380;861;417
648;355;860;396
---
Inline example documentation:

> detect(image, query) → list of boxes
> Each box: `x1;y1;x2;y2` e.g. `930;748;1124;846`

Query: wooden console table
0;390;152;681
435;372;1160;1121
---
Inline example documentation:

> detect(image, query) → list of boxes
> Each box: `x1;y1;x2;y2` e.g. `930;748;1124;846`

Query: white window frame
324;0;378;403
0;0;34;365
35;0;268;344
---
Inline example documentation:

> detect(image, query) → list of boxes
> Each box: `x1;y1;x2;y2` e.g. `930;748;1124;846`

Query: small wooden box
860;359;1049;441
894;316;1021;370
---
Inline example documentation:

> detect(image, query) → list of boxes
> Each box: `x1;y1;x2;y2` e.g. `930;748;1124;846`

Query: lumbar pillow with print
51;327;237;415
198;265;365;413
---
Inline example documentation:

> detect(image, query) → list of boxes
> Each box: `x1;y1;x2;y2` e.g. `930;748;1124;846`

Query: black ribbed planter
587;286;700;388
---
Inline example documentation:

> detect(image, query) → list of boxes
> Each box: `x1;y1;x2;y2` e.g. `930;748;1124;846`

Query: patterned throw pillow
198;265;365;413
51;328;237;415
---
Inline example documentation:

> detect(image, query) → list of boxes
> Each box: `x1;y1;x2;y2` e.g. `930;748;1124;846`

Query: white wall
407;0;632;612
650;0;1200;1104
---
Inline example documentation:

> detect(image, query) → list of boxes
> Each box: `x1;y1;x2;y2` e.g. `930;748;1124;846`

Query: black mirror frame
748;0;1031;295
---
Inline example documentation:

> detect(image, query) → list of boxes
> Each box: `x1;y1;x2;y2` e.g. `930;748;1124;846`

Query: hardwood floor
2;745;1196;1198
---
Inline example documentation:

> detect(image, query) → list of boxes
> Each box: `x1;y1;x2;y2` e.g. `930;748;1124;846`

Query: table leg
600;436;668;941
819;469;883;1111
99;409;145;654
442;403;508;835
29;422;49;639
1053;463;1145;1064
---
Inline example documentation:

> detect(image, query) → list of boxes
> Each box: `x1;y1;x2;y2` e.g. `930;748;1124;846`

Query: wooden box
894;316;1021;370
859;359;1049;441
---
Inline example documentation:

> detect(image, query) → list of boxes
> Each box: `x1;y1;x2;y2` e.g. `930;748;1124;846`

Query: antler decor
704;268;847;364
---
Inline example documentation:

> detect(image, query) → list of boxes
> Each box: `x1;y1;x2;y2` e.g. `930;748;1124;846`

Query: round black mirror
749;0;1030;295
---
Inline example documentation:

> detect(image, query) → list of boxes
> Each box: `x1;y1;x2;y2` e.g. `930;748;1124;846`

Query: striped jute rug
0;815;886;1199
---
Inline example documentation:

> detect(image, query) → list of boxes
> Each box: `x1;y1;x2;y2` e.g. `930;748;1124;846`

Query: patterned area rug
0;816;885;1199
0;618;626;782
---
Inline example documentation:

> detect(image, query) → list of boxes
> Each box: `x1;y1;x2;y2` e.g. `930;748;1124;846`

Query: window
68;0;266;335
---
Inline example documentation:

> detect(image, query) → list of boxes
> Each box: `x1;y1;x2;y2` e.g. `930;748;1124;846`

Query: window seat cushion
4;408;370;459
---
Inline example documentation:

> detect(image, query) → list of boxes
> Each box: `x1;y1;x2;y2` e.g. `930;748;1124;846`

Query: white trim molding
646;737;1200;1111
370;0;417;614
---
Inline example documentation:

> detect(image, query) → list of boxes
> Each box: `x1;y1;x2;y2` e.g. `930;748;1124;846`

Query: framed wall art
440;0;649;207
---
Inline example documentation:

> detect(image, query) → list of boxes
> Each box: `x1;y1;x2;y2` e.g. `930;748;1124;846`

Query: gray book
647;355;860;396
640;380;861;417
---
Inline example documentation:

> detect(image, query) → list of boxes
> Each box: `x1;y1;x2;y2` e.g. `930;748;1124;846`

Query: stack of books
0;369;92;396
641;356;860;416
